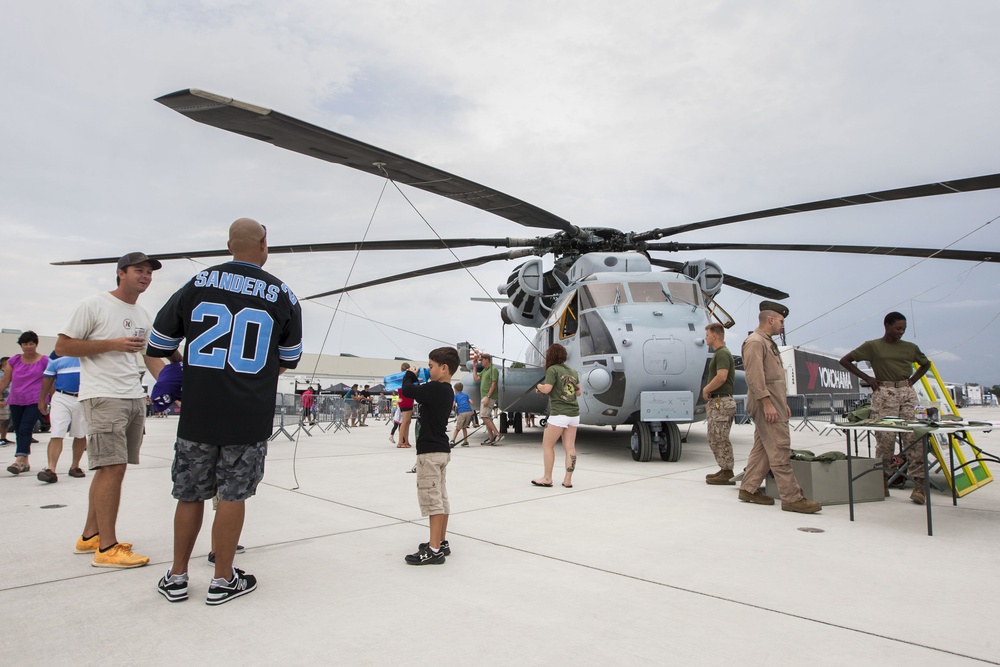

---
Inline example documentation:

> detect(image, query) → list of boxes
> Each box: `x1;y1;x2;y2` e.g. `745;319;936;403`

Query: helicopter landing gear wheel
513;412;523;434
631;421;652;462
658;422;682;462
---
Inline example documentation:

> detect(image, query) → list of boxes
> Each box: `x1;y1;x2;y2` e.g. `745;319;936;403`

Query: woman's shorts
546;414;580;429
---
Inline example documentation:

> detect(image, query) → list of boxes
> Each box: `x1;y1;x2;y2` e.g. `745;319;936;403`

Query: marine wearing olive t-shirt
707;345;735;397
849;338;928;382
543;363;580;417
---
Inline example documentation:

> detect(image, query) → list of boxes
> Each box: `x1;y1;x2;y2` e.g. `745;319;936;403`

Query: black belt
56;389;79;397
710;394;733;398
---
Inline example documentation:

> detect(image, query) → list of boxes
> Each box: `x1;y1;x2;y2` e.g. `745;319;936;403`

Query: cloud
2;1;1000;387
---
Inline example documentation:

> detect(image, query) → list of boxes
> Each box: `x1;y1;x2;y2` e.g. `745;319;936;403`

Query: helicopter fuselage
463;252;714;442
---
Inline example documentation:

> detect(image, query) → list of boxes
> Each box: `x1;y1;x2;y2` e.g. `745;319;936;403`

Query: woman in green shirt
531;344;582;488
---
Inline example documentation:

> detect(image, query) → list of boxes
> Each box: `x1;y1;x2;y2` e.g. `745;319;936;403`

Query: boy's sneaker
206;568;257;606
405;544;445;565
92;543;149;569
207;544;245;564
157;570;189;602
419;539;451;556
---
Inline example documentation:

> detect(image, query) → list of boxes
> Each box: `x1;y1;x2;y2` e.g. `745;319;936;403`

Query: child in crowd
401;347;459;565
451;382;474;447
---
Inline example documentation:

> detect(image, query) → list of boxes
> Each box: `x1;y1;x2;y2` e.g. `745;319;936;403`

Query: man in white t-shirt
56;252;165;569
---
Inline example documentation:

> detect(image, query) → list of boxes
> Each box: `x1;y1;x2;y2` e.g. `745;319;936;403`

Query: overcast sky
3;1;1000;386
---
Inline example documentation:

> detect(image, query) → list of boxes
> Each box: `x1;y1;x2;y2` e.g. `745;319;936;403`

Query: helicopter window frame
579;282;625;311
559;292;579;339
667;282;701;307
542;289;577;329
579;311;618;356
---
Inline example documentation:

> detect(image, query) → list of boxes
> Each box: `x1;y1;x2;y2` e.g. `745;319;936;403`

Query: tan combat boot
738;489;775;505
910;482;926;505
781;498;822;514
706;469;735;486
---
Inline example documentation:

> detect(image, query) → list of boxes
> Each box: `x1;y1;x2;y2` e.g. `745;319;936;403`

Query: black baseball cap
117;252;162;271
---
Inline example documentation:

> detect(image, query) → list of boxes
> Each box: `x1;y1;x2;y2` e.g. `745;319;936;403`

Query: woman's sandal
7;461;29;475
396;442;411;448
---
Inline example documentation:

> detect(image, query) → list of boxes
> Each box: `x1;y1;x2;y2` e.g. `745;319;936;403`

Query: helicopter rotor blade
646;242;1000;263
155;89;584;238
648;258;789;300
305;249;536;300
636;173;1000;242
50;238;526;266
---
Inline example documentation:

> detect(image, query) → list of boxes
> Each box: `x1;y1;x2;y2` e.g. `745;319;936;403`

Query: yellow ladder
912;360;993;497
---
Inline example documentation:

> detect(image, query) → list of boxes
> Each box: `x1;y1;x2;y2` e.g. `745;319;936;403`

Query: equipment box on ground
766;458;884;505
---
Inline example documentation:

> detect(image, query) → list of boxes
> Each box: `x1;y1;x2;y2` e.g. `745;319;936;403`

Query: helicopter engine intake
499;258;561;327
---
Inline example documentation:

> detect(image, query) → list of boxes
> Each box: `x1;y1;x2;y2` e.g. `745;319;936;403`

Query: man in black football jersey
148;218;303;605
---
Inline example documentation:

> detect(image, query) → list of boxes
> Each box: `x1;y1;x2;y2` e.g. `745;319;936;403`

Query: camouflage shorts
171;437;268;503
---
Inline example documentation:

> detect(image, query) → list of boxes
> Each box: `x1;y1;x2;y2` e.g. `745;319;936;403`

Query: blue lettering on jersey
205;271;220;289
266;285;279;302
187;301;275;375
194;270;209;287
281;283;298;305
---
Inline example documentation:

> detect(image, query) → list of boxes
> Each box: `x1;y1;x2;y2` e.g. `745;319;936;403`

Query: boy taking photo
401;347;459;565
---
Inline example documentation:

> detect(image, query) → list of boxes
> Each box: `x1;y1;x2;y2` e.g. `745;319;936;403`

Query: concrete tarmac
3;407;999;666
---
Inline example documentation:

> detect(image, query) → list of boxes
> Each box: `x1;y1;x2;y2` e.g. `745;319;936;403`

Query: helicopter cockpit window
579;283;624;310
629;281;701;306
580;311;617;356
667;282;701;307
629;282;668;303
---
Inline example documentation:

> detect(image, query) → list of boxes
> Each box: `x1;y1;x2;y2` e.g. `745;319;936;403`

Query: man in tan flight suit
738;302;821;514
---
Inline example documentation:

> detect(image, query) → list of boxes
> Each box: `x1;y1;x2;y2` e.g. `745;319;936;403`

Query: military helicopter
56;89;1000;462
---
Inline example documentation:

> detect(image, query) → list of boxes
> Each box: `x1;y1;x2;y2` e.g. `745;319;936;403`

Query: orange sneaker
92;543;149;569
75;535;132;554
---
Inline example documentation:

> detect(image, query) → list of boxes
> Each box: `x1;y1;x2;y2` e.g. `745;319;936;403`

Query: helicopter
55;88;1000;462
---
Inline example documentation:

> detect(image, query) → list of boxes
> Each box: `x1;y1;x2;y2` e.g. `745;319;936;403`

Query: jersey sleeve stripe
279;343;302;361
149;329;182;351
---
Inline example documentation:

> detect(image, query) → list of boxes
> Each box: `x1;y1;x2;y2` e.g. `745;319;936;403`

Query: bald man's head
227;218;267;266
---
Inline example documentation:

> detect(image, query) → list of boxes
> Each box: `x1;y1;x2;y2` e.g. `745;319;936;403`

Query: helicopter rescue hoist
55;88;1000;462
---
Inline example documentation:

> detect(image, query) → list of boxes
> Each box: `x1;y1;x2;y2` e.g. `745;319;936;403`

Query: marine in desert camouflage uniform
702;322;736;485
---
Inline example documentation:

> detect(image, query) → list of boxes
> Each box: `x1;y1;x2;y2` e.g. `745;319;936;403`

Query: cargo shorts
416;452;450;516
82;397;145;468
171;436;268;503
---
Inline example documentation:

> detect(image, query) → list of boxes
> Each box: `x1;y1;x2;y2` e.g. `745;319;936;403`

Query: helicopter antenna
289;176;393;489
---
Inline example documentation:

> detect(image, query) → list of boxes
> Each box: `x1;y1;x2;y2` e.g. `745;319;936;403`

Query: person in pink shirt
0;331;49;474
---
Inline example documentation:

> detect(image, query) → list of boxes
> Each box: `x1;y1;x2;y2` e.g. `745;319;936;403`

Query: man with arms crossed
149;219;302;605
57;252;165;567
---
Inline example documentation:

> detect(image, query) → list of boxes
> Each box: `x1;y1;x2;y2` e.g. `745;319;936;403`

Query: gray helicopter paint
461;256;714;431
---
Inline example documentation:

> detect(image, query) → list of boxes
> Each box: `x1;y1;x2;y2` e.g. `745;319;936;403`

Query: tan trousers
740;408;804;503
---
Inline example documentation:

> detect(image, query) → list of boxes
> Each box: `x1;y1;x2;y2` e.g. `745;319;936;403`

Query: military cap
759;300;789;317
